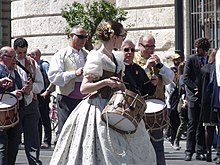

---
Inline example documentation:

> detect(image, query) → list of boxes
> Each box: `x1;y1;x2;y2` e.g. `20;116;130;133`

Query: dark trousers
0;109;23;165
21;100;42;165
175;106;188;141
56;94;82;141
149;130;166;165
167;108;180;144
185;101;205;155
216;111;220;157
38;95;51;145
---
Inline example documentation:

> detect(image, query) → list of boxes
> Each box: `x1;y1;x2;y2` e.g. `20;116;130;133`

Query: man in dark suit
183;37;210;161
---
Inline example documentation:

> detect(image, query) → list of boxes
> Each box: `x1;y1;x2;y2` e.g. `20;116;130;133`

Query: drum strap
105;112;126;156
112;55;118;76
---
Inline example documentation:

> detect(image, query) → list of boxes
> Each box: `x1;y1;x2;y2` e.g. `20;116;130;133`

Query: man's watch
155;62;163;69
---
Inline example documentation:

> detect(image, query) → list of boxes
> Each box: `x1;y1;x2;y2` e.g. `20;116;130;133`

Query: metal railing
190;0;220;53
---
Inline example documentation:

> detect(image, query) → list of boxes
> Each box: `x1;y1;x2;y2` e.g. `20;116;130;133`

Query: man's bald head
29;48;41;61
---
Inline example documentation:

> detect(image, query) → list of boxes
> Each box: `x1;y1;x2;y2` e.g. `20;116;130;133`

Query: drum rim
114;89;146;104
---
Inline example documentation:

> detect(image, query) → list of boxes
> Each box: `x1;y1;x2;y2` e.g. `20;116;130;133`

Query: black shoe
206;153;212;162
196;154;206;161
216;158;220;164
185;155;192;161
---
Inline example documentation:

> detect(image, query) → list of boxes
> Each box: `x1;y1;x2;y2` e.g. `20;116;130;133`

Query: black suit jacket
183;55;205;103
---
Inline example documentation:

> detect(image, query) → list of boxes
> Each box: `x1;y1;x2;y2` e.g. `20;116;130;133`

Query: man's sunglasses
123;48;135;53
139;43;155;49
73;33;88;39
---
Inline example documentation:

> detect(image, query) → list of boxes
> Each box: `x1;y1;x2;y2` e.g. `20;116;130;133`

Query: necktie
200;57;205;67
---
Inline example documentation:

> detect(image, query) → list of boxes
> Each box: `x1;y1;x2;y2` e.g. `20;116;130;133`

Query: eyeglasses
117;34;126;41
139;43;155;49
123;48;135;53
3;55;16;59
73;33;88;39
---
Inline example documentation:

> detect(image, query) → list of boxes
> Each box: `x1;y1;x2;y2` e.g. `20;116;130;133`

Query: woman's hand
106;77;122;89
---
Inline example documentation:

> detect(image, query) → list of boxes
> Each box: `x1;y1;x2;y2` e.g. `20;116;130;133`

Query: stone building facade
9;0;177;62
0;0;11;47
1;0;219;63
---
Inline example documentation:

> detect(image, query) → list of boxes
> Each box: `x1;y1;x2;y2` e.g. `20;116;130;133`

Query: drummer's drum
102;90;146;134
0;93;19;129
143;98;168;131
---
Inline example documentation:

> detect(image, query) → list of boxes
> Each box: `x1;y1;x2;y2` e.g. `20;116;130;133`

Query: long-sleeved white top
48;46;86;87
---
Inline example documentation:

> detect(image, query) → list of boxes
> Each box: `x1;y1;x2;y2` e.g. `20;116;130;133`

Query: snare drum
0;93;19;129
101;90;146;134
143;98;168;131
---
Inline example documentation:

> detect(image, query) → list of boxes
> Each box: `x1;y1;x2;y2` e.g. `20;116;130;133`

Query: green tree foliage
61;0;127;50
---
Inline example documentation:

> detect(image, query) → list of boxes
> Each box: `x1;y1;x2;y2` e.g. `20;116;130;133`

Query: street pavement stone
16;131;217;165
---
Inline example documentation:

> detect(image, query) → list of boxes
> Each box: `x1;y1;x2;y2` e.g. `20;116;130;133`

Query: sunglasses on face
117;34;126;41
123;48;135;53
73;33;88;39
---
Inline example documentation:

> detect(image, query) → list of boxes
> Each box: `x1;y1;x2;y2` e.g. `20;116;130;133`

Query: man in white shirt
14;38;44;165
48;25;88;144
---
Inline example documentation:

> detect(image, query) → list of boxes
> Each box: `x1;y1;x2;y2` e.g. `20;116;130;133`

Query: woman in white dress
50;21;156;165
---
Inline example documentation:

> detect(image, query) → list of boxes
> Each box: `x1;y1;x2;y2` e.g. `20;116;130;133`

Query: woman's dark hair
13;38;28;50
96;20;124;41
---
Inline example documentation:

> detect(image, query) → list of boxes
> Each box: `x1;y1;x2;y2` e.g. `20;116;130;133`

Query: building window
190;0;220;53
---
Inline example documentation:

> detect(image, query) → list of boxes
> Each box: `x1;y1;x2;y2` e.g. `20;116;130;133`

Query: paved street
15;133;218;165
164;140;217;165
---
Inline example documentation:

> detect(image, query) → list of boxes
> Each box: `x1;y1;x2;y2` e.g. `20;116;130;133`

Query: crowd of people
0;20;220;165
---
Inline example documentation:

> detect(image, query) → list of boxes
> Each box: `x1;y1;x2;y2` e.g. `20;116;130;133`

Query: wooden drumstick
110;78;129;85
143;78;157;85
0;73;11;101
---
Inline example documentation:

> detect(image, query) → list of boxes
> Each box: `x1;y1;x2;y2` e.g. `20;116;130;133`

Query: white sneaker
173;141;181;150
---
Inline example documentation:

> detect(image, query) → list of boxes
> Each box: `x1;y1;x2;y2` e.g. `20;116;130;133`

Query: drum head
145;99;166;113
0;93;17;109
102;112;136;132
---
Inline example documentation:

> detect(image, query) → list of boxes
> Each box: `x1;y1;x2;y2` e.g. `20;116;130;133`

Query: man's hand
22;79;33;95
75;67;84;77
0;77;13;88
